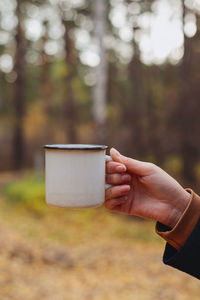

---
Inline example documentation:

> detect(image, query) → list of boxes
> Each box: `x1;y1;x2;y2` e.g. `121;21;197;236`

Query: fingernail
116;165;126;172
111;148;121;157
120;185;130;192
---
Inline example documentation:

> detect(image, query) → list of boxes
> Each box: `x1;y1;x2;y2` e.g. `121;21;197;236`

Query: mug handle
105;155;113;190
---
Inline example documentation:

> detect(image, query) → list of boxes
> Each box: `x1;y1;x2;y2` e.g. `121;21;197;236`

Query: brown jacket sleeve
156;189;200;250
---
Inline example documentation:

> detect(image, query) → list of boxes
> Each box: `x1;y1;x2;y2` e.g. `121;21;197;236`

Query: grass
3;172;46;215
1;172;162;246
0;172;199;300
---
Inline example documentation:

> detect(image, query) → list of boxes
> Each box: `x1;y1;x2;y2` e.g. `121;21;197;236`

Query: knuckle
105;174;110;183
106;187;113;200
109;199;118;209
104;199;115;209
147;162;155;169
107;174;122;184
113;174;120;184
107;162;117;173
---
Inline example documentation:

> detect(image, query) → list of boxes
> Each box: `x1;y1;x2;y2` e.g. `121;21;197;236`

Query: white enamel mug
44;144;112;208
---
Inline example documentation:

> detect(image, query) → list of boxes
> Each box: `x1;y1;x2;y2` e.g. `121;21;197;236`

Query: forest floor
0;172;199;300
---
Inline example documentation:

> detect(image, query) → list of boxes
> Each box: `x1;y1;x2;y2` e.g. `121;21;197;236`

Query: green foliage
4;174;46;215
52;60;68;80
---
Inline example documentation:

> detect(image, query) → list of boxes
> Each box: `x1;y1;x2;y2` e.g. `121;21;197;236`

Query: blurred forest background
1;0;200;190
0;1;200;299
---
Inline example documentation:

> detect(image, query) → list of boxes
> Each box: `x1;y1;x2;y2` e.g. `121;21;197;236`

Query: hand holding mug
105;148;190;228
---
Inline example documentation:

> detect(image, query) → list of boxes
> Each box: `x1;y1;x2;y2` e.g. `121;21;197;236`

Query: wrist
156;189;200;250
166;190;191;228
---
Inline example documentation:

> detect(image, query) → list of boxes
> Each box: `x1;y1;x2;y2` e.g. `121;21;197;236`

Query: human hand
105;148;190;228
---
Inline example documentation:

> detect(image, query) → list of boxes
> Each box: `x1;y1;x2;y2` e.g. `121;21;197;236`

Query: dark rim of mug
43;144;108;150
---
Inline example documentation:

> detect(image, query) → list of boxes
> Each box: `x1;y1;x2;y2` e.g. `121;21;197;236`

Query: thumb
110;148;151;176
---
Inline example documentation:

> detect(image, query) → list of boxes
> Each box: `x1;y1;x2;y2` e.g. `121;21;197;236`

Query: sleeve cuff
156;189;200;250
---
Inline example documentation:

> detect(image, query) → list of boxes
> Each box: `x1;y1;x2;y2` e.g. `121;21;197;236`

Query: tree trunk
13;0;25;170
63;20;77;143
92;0;108;143
41;21;52;117
40;20;53;144
179;1;198;187
127;42;147;159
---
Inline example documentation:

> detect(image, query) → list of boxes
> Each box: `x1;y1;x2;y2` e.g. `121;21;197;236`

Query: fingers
110;148;153;176
106;173;131;185
105;184;130;201
104;195;128;210
106;161;126;174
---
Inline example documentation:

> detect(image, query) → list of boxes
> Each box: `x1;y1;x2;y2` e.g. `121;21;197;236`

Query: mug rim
43;144;108;150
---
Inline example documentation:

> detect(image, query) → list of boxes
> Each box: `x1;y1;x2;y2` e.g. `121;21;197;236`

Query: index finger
106;161;127;174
